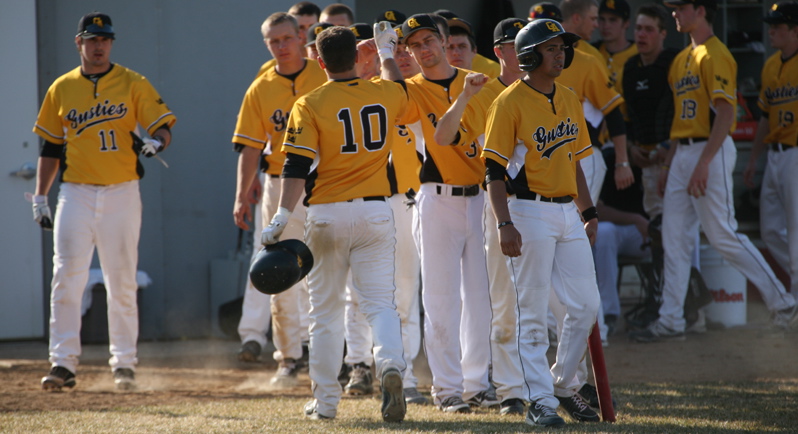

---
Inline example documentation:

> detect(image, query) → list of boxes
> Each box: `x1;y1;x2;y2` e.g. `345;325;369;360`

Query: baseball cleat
629;320;685;343
270;358;299;388
380;368;406;422
41;366;76;392
526;401;565;427
303;400;334;420
556;393;599;422
466;388;501;408
438;395;471;413
772;305;798;330
345;362;373;395
500;398;526;416
237;340;261;362
113;368;137;391
404;387;429;405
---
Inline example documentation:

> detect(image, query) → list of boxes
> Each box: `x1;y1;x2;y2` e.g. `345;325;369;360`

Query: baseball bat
588;320;615;422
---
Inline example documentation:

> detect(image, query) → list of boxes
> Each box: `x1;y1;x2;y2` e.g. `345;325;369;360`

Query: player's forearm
596;202;645;226
35;156;60;196
574;161;594;212
487;180;512;224
699;100;735;166
434;94;470;146
278;177;304;213
235;146;261;203
380;57;403;82
748;117;770;164
610;134;629;163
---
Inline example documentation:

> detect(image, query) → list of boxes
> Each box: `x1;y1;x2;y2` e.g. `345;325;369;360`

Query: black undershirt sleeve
605;106;626;137
282;153;313;179
485;158;507;183
40;141;62;158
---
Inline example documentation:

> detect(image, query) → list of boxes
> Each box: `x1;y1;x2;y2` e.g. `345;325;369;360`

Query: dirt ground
1;299;797;413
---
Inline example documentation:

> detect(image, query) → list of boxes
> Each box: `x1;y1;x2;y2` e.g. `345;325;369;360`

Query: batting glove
261;207;292;245
140;137;164;158
373;21;397;61
32;195;53;230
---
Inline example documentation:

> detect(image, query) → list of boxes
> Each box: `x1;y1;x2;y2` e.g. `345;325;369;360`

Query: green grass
3;380;797;433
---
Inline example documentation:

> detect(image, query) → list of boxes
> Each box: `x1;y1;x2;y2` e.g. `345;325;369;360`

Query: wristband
497;221;514;229
581;206;598;221
615;161;630;168
661;164;670;170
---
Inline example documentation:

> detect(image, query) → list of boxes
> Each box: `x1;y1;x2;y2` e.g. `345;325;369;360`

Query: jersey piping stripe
146;112;174;132
597;94;622;113
283;142;317;154
483;148;509;162
575;145;592;156
711;89;735;101
34;124;64;141
233;133;267;145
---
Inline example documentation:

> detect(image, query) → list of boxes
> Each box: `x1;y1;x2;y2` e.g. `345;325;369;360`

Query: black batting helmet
515;19;580;72
249;239;314;295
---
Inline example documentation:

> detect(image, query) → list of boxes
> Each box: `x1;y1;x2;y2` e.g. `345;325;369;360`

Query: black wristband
581;206;598;221
498;221;514;229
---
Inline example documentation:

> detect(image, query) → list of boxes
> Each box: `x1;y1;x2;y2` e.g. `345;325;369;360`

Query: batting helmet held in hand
249;239;314;295
515;19;579;72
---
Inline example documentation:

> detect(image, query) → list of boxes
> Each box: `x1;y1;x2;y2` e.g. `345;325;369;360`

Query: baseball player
432;10;501;78
631;0;798;342
289;1;322;46
400;13;497;413
305;22;334;61
433;17;531;417
261;24;408;421
594;0;637;118
319;3;354;27
482;19;600;427
231;12;325;385
33;12;176;391
560;0;604;62
743;1;798;302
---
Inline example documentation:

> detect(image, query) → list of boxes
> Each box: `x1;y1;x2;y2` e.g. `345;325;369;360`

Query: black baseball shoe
404;387;429;405
438;395;472;413
237;340;261;362
466;388;501;408
113;368;136;391
526;401;565;427
500;398;525;415
345;362;373;395
578;383;618;410
338;362;352;386
556;393;600;422
41;366;76;392
380;368;406;422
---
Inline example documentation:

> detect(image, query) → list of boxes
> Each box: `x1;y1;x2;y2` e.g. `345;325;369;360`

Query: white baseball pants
49;181;142;373
483;197;525;402
414;183;492;405
660;137;795;332
507;198;600;406
305;199;405;418
641;164;663;218
581;149;607;205
759;146;798;293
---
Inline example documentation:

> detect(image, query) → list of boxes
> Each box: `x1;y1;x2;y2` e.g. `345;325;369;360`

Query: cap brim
403;26;439;43
78;32;115;39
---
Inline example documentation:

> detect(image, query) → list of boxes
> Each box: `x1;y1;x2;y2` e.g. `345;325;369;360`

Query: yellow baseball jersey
391;124;421;193
758;51;798;146
669;36;737;139
33;64;176;186
472;54;501;79
257;59;277;78
576;41;605;65
404;68;496;185
282;78;410;204
558;50;624;115
482;80;593;198
597;41;637;119
232;59;326;175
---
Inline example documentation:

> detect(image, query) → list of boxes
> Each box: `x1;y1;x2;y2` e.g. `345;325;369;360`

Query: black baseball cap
433;9;458;19
375;9;407;26
529;3;563;23
401;14;441;43
76;12;115;39
494;18;527;44
447;18;474;37
764;1;798;25
664;0;717;10
349;23;373;41
599;0;631;21
306;22;334;47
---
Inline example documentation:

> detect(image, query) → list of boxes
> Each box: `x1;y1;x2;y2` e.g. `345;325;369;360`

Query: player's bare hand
233;200;252;231
357;39;378;59
499;225;523;257
614;165;634;190
743;159;757;189
657;167;669;198
247;177;262;205
584;218;598;246
688;161;709;198
463;72;489;98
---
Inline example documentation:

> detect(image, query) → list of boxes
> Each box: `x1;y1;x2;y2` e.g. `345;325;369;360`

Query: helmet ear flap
563;45;575;69
517;47;541;71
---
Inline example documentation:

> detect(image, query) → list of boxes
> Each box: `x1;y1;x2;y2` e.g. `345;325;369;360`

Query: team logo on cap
514;21;525;29
93;17;104;27
386;11;397;21
546;21;560;32
772;4;779;11
396;27;404;38
350;26;360;37
607;0;616;9
315;26;325;35
408;17;420;28
534;5;544;14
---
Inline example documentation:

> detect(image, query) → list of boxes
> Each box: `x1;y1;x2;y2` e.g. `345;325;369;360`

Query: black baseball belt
516;191;573;203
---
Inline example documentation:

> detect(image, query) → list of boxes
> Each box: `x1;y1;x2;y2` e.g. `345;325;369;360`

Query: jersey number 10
338;105;388;154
